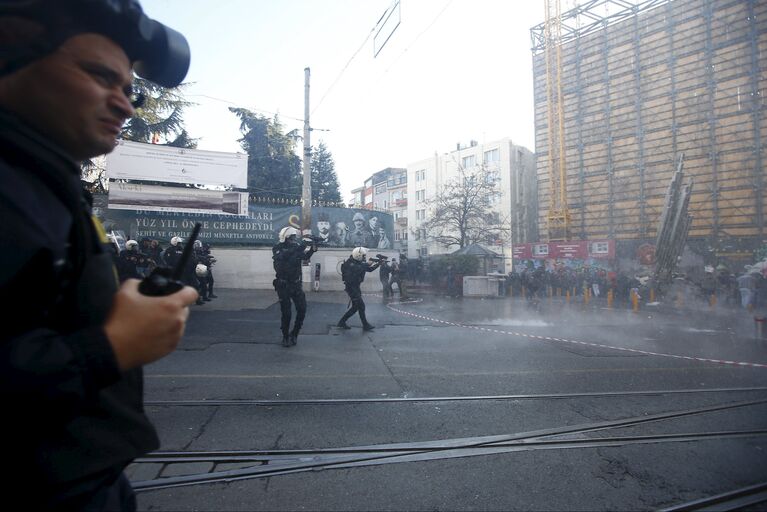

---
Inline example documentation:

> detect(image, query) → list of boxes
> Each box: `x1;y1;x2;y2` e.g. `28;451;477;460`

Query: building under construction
530;0;765;266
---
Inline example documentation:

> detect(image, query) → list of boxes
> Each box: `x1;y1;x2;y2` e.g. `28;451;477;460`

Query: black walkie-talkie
138;223;201;296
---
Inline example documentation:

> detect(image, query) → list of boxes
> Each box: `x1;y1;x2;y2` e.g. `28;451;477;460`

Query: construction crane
544;0;570;241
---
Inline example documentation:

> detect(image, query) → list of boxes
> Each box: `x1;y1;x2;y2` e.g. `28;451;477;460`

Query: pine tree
310;141;342;203
229;108;302;201
120;77;197;147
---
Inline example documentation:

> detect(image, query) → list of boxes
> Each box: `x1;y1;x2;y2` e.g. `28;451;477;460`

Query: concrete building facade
406;137;536;271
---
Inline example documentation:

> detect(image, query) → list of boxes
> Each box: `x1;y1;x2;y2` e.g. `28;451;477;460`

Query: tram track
144;386;767;407
132;398;767;491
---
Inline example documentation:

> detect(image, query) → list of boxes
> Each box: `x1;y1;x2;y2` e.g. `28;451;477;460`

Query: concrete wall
210;247;400;292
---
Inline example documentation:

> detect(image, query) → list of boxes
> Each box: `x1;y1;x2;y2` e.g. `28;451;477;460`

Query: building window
416;189;425;201
591;242;609;254
375;184;386;194
416;209;426;220
462;155;476;169
419;247;428;257
484;170;500;184
483;148;500;164
415;169;426;182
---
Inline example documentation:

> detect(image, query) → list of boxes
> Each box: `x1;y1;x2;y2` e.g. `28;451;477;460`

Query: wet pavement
133;289;767;511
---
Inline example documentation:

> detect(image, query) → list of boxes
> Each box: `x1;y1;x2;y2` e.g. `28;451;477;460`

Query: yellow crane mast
544;0;570;241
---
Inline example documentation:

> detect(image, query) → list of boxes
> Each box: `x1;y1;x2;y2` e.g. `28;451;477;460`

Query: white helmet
279;226;299;243
170;236;183;246
352;247;367;261
195;263;208;277
125;240;139;250
193;240;203;249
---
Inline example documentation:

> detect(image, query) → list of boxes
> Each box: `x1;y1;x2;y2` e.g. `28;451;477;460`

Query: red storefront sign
511;240;615;260
512;244;531;259
587;239;615;259
550;241;587;259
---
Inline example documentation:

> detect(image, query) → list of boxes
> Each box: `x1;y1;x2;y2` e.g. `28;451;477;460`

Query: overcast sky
141;0;547;200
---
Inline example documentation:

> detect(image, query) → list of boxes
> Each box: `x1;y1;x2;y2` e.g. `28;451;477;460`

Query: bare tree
419;164;510;249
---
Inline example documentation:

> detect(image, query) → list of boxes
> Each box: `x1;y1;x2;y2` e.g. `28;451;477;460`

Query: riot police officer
337;247;381;331
117;239;141;282
163;236;202;304
193;240;211;302
272;227;318;346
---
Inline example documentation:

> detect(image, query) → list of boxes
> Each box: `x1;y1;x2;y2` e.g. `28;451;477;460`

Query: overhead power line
188;94;305;123
311;21;378;117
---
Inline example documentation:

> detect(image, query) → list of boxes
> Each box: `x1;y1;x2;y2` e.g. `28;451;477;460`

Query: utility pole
301;67;312;235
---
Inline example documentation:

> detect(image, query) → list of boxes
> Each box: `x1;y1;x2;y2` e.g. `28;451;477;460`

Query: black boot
281;333;291;347
337;309;354;329
289;329;299;346
360;310;374;331
196;298;204;305
209;293;218;298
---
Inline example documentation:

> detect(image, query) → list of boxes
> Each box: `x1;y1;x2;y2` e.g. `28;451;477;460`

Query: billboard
94;201;395;248
108;182;249;215
106;140;248;189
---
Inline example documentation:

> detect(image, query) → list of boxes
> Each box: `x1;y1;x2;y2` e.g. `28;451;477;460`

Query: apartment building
406;138;536;271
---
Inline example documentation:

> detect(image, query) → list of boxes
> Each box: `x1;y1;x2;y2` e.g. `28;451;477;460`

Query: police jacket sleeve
0;194;121;427
301;242;317;261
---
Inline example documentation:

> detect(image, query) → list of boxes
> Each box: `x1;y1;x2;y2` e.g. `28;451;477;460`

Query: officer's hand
104;279;199;371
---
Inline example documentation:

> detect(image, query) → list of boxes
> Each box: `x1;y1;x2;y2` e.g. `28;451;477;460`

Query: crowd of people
503;263;767;311
109;236;217;306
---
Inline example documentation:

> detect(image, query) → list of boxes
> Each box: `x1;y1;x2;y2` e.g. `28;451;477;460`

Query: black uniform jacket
273;241;315;282
0;110;159;495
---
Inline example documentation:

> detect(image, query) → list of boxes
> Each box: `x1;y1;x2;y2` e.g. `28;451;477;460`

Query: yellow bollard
607;289;614;309
584;287;590;306
650;289;655;303
631;290;639;312
676;291;683;308
709;293;717;308
566;290;570;304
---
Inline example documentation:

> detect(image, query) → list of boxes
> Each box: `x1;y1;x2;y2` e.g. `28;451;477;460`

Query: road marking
386;304;767;370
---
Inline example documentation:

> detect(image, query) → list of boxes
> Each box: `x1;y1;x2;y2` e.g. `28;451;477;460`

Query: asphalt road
132;289;767;511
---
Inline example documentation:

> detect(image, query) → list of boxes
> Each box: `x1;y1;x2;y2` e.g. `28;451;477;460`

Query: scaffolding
530;0;766;246
543;0;571;241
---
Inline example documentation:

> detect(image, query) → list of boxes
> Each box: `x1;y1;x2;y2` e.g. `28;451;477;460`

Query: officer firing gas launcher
369;254;388;263
302;235;327;247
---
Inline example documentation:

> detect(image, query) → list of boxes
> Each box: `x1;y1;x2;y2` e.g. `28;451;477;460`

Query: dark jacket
342;257;379;288
272;241;316;282
0;110;158;504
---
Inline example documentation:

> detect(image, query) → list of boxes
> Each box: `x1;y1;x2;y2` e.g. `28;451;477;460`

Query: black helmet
0;0;190;87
